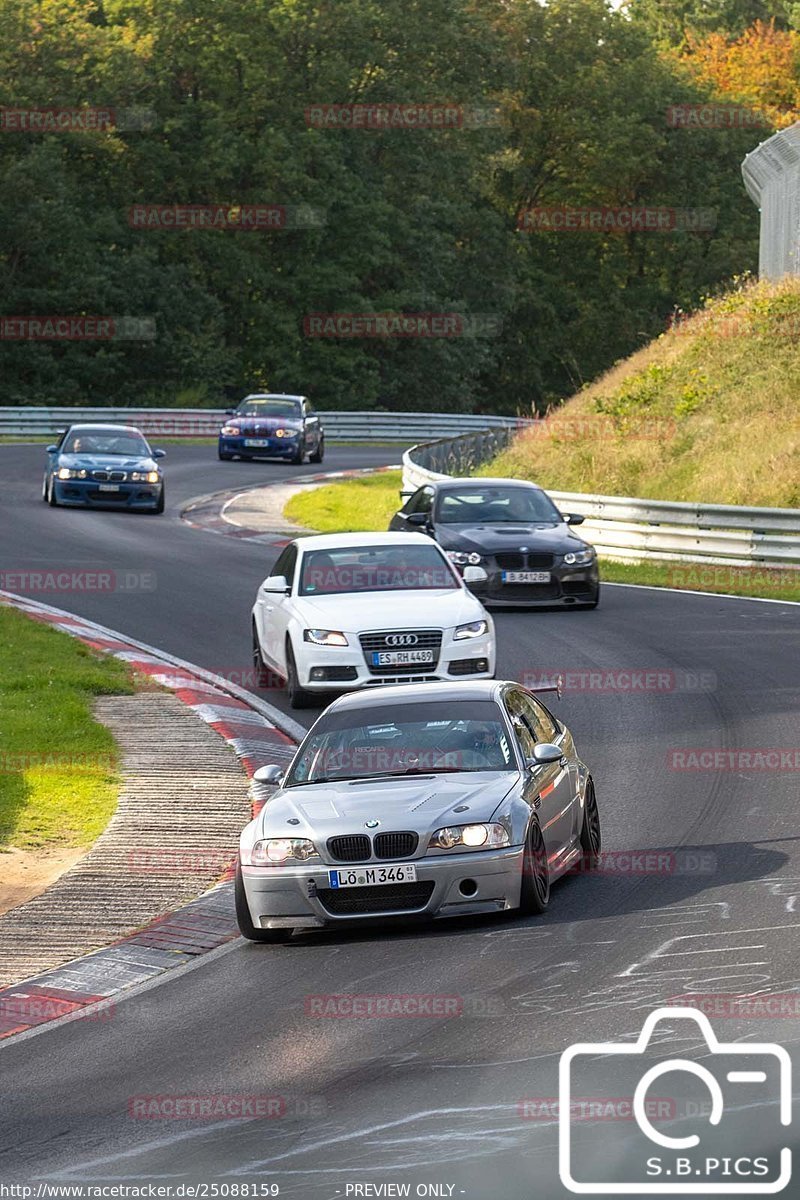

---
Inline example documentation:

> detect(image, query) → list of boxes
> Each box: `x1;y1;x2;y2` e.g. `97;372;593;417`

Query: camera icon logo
558;1006;792;1194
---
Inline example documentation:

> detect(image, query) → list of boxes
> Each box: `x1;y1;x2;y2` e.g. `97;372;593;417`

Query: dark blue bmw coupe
218;393;324;464
43;424;166;512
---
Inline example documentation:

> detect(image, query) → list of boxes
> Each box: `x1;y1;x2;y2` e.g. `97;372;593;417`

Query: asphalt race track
1;443;799;1199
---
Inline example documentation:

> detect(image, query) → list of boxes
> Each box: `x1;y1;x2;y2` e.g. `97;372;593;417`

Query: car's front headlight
57;467;87;480
563;548;595;566
274;428;299;438
129;471;160;483
250;838;319;865
221;424;240;435
454;620;488;640
446;551;483;566
428;823;510;851
303;628;348;647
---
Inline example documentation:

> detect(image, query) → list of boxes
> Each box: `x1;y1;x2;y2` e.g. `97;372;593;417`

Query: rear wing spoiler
523;675;563;701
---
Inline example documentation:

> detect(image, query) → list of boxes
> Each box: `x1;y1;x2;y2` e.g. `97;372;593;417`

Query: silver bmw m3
235;679;601;943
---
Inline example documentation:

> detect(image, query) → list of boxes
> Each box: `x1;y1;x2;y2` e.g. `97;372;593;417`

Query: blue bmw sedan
43;424;166;512
218;393;324;464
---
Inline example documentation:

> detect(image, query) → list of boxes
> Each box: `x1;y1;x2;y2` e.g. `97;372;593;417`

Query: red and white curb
0;590;304;1043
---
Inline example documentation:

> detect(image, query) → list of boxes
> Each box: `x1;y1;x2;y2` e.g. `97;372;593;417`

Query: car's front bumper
241;845;524;928
293;630;496;693
52;478;162;509
468;562;599;607
219;435;299;459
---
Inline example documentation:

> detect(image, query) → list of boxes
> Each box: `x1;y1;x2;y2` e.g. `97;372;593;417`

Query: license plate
98;484;120;492
328;864;418;888
502;570;550;584
372;649;435;666
244;438;270;447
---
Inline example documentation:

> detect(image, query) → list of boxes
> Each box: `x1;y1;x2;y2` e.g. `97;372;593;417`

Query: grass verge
0;606;134;851
283;470;799;602
285;469;404;531
481;276;800;508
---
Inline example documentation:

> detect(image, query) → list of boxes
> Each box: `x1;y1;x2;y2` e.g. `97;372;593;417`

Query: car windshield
284;700;516;785
435;486;561;524
236;398;302;418
62;429;150;456
298;544;458;595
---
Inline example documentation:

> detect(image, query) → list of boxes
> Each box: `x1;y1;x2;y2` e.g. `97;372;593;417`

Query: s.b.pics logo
559;1007;792;1193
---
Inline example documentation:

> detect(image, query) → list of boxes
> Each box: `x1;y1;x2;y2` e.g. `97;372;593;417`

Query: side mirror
225;408;236;415
253;764;284;785
152;448;166;459
406;511;428;526
261;574;289;593
529;742;563;766
462;565;488;584
565;513;585;526
46;444;57;454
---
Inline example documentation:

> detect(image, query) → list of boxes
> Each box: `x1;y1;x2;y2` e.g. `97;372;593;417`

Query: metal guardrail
403;436;800;568
742;122;800;279
0;407;533;442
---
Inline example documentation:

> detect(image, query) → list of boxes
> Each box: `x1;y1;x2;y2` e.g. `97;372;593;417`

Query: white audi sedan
251;532;496;707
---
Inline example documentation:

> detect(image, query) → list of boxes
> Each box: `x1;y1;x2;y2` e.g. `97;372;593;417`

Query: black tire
235;864;293;943
285;640;315;709
46;476;58;507
153;485;165;514
289;441;305;466
582;585;600;609
519;820;550;915
218;449;234;461
251;624;272;689
579;777;601;869
309;436;325;464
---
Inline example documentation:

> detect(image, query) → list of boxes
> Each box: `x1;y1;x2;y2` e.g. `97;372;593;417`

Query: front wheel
235;864;293;943
285;640;315;709
519;820;550;915
251;624;271;689
218;449;234;461
309;436;325;464
581;585;600;610
579;777;601;868
289;442;305;466
153;485;165;514
46;476;58;507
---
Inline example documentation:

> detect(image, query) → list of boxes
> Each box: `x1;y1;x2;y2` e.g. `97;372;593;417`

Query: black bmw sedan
389;478;600;608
